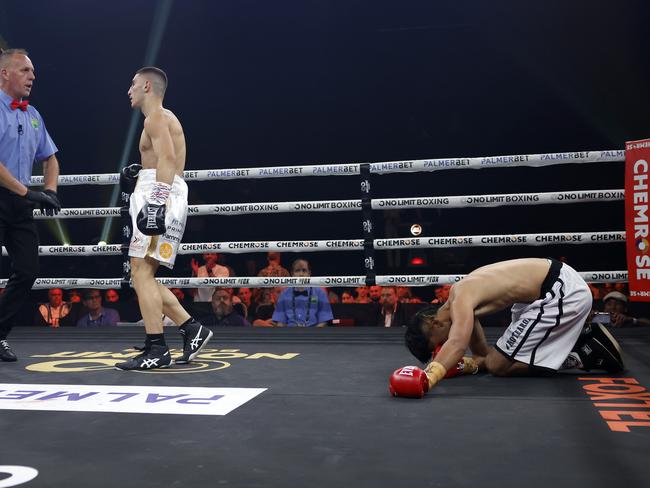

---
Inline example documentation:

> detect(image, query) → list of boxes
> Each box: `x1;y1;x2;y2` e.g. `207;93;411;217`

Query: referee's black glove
25;189;62;216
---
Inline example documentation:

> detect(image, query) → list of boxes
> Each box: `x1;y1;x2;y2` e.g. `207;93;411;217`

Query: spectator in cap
602;291;650;327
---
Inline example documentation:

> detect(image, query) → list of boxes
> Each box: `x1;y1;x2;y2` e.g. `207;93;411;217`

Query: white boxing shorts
128;169;188;269
495;259;592;371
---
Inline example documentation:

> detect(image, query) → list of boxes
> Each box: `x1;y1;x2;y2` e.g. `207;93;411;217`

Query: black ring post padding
364;274;376;287
359;163;376;286
119;188;133;291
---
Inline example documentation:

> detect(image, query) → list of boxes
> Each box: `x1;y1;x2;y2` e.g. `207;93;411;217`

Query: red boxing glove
389;366;429;398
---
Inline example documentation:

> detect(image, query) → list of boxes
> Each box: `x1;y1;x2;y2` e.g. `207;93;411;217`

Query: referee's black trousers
0;188;39;340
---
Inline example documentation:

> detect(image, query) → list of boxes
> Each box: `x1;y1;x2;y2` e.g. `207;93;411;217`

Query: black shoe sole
114;362;173;371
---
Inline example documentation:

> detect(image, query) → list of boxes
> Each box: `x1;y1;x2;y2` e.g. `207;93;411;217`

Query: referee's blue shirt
0;89;58;185
272;287;334;327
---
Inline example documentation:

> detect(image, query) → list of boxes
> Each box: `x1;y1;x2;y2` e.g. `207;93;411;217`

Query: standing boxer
115;66;211;370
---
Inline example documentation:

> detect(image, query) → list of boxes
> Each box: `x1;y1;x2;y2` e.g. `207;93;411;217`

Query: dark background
0;0;648;294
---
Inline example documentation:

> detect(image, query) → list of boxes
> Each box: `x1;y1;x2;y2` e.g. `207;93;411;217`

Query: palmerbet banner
625;139;650;302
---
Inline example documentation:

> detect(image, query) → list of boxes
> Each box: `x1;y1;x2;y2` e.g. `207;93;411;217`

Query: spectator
432;284;452;304
257;252;290;278
104;289;120;303
397;286;422;303
601;291;650;327
272;258;333;327
192;252;230;302
237;287;252;308
235;287;252;319
200;288;250;327
341;290;357;303
67;289;82;304
36;288;71;328
251;288;277;327
375;286;409;327
355;286;371;304
327;289;340;304
368;285;383;303
76;289;120;327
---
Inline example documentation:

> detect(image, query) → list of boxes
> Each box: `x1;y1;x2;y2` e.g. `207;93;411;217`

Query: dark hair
135;66;168;97
291;258;311;273
82;289;102;301
404;305;440;363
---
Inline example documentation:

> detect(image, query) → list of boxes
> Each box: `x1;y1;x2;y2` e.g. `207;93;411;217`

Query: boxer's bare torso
438;258;552;322
139;108;186;177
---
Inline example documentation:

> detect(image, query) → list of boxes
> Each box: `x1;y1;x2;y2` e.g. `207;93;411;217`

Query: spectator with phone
601;291;650;327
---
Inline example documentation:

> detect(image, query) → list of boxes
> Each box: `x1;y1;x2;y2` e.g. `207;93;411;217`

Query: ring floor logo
25;347;300;374
0;466;38;488
0;384;266;416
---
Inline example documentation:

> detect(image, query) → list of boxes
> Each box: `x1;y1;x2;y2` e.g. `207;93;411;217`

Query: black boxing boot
0;339;17;362
115;343;172;370
176;319;213;364
575;323;625;373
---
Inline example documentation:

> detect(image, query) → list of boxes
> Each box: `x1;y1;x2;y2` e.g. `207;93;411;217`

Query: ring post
360;163;376;286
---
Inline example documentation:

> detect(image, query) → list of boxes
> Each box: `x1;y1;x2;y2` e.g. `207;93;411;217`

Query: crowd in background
10;252;648;330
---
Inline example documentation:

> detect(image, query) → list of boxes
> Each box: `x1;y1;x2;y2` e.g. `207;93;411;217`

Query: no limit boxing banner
625;139;650;301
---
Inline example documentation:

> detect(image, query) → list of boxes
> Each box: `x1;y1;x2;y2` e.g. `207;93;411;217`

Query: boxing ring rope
0;231;626;257
27;149;624;186
0;271;629;290
29;189;624;220
7;148;627;290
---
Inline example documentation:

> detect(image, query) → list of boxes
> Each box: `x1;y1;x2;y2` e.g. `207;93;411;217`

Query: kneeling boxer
115;66;212;370
391;258;624;397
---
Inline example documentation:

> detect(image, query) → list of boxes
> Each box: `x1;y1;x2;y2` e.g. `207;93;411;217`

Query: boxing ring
1;148;629;289
1;148;648;488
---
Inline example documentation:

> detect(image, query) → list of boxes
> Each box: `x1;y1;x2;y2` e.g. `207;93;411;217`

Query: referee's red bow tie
10;99;29;111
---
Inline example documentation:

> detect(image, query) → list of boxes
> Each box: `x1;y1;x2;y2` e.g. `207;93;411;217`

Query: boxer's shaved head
135;66;167;97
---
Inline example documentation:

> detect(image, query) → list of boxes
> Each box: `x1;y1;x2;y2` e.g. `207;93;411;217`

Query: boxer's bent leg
485;348;556;377
157;282;191;325
485;347;539;377
130;256;164;334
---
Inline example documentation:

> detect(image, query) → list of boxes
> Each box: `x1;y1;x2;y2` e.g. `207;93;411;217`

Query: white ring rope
28;149;624;186
15;148;627;290
0;271;627;290
32;189;625;219
1;231;625;257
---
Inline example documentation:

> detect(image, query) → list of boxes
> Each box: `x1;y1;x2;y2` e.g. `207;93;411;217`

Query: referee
0;48;61;361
